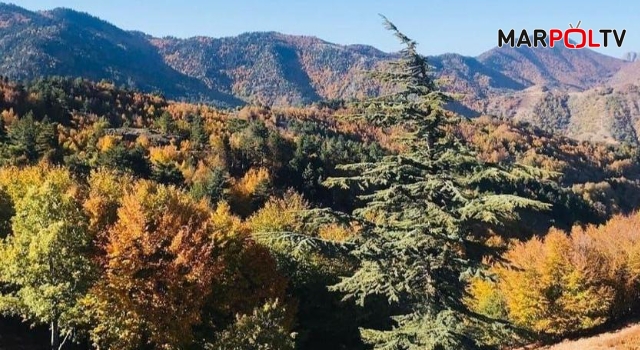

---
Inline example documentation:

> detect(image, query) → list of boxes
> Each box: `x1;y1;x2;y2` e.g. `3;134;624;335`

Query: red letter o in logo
564;28;586;49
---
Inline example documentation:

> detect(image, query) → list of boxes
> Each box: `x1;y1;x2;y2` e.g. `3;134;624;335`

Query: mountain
151;32;392;105
607;60;640;86
0;4;242;106
479;84;640;144
478;44;625;90
1;3;639;143
477;51;640;145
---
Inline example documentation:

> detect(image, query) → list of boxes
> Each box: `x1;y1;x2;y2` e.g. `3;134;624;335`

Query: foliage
0;21;640;349
0;178;94;348
3;111;59;164
228;167;273;217
470;212;640;337
84;181;231;349
464;277;507;320
95;143;151;178
189;166;230;206
319;18;550;349
205;300;295;350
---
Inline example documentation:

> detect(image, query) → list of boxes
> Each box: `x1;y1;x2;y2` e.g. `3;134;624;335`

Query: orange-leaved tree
84;181;229;349
84;180;289;349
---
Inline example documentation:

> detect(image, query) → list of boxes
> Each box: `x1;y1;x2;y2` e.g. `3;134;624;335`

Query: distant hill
608;60;640;86
478;44;625;90
1;3;639;143
151;32;392;105
481;84;640;145
0;4;242;106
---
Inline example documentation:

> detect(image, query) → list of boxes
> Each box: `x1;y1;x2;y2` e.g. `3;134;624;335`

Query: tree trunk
51;319;59;350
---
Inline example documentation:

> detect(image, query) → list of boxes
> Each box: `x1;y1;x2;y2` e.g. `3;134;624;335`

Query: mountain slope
151;32;392;105
0;3;637;143
607;60;640;86
478;44;626;90
0;4;242;106
537;322;640;350
481;84;640;144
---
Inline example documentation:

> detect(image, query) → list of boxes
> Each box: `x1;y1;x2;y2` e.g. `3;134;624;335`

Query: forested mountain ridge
3;4;640;144
151;32;392;106
0;4;243;106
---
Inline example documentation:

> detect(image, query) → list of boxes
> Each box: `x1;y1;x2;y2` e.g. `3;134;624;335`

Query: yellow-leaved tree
468;212;640;336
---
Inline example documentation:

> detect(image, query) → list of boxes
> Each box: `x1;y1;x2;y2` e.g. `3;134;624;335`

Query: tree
5;112;59;164
492;229;616;335
36;116;58;160
96;143;151;178
318;18;550;349
190;114;208;147
0;188;13;238
84;181;218;349
205;300;295;350
151;161;185;186
0;180;94;350
228;167;273;217
82;168;134;242
189;166;230;205
7;111;38;162
248;189;372;350
155;111;176;135
474;213;640;337
83;181;287;349
0;116;7;142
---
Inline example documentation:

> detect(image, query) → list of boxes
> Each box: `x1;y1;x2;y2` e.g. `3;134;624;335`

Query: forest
1;20;640;350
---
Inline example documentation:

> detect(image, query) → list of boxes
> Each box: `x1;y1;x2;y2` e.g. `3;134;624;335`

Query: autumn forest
2;16;640;350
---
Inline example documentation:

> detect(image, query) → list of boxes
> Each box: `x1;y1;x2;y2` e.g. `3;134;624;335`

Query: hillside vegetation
3;4;640;144
1;15;640;350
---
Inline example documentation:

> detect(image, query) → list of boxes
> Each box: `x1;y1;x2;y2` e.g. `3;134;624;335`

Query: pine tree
7;111;38;162
36;116;59;162
6;112;59;163
156;111;176;135
320;17;551;349
190;114;208;147
189;166;230;205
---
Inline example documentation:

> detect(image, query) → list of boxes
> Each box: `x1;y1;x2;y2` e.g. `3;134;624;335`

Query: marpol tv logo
498;21;627;49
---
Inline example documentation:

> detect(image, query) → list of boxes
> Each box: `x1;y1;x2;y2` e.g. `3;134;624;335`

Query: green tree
189;166;230;205
7;111;38;162
321;18;550;349
190;114;208;147
205;300;295;350
0;181;94;350
0;117;7;142
151;161;185;186
36;116;59;162
96;143;151;178
156;111;176;135
0;188;13;237
6;112;58;164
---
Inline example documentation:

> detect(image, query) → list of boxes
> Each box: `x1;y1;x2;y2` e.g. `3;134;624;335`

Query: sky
7;0;639;58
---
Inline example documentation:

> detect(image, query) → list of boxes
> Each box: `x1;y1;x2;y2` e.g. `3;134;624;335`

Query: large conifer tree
321;17;550;349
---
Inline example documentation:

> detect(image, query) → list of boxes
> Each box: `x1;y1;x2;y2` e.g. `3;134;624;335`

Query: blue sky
8;0;639;58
